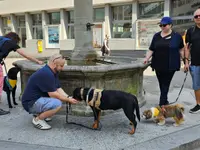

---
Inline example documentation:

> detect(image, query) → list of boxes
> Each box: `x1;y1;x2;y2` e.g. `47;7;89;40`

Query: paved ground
0;58;200;150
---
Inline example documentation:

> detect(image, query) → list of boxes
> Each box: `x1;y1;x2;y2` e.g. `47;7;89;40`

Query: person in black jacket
0;32;43;115
184;8;200;113
144;17;185;106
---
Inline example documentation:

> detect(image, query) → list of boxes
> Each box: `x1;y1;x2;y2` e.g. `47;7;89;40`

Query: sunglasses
52;55;64;62
159;24;168;27
194;15;200;19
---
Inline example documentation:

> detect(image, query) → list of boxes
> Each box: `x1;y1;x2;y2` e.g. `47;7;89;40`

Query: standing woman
144;17;185;106
0;32;43;115
101;35;110;56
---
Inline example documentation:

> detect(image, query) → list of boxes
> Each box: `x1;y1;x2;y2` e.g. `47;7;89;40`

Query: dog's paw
153;119;159;123
9;106;13;109
14;102;18;105
92;122;98;129
128;128;135;135
173;123;180;127
157;121;165;126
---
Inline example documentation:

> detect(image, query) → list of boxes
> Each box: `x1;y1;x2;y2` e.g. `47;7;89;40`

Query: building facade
0;0;199;56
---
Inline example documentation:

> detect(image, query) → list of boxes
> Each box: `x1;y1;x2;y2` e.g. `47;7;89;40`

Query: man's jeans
155;70;175;106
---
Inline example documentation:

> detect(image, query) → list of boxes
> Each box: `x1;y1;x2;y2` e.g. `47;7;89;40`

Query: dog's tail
175;104;185;113
134;96;140;121
175;104;185;120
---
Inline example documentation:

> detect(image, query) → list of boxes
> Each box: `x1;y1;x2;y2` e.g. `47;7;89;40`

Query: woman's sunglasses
159;24;168;27
194;15;200;19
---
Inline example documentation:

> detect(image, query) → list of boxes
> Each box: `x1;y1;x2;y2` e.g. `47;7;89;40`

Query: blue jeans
190;66;200;91
155;70;175;106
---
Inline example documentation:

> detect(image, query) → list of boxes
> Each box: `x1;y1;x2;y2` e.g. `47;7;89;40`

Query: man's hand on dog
68;96;79;104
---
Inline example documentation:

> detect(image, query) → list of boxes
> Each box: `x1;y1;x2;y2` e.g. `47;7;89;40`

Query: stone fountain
13;0;149;116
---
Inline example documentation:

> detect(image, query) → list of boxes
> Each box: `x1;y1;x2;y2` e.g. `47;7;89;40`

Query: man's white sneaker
44;117;52;122
32;118;51;130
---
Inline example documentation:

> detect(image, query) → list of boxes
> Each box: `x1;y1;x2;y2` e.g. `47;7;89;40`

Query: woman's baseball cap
159;17;172;24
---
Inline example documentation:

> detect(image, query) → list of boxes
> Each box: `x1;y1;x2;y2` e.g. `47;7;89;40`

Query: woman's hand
37;60;44;65
143;58;149;64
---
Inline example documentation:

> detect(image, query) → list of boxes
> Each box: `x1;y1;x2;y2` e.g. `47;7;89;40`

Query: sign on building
136;19;160;49
45;25;60;48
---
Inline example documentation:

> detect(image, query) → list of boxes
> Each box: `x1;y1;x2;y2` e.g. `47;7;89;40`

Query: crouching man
22;54;78;130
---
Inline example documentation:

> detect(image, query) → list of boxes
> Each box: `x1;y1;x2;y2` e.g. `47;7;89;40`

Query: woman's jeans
155;70;175;106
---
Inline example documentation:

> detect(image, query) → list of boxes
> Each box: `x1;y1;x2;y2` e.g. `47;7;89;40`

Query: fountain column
71;0;98;60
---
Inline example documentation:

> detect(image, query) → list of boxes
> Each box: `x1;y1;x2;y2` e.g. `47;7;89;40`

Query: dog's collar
86;88;93;104
80;88;84;100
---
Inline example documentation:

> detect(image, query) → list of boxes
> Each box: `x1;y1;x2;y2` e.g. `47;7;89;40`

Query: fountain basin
13;56;149;116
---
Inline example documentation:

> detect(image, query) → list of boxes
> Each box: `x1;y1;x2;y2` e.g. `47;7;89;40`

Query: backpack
187;26;196;48
0;36;11;63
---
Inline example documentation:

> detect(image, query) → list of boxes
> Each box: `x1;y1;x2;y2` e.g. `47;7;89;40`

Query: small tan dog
142;104;185;126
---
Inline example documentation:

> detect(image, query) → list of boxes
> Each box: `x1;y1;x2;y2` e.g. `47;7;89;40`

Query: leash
66;94;102;130
1;60;11;112
2;60;13;91
169;71;188;105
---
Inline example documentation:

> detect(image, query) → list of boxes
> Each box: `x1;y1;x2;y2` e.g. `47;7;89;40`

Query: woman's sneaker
32;118;51;130
0;109;10;115
189;104;200;113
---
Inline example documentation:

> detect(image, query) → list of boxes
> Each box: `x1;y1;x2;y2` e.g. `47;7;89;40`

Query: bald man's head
194;8;200;16
194;9;200;25
48;54;66;73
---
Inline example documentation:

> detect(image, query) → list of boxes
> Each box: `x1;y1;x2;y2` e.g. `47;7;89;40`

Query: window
171;0;198;37
172;18;194;36
17;16;25;27
138;1;164;19
48;12;60;24
113;5;132;21
113;22;132;38
67;11;74;39
112;5;132;38
171;0;198;17
32;14;43;39
93;8;105;22
68;10;74;24
2;16;11;35
17;16;26;47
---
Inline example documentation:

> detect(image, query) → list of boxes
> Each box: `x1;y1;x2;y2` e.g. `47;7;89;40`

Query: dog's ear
12;65;21;72
73;88;82;101
16;67;21;72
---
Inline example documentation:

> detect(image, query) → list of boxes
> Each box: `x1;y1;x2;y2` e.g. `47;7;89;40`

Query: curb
171;139;200;150
123;124;200;150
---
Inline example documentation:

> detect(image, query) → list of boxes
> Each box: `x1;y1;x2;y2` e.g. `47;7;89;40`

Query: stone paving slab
0;140;71;150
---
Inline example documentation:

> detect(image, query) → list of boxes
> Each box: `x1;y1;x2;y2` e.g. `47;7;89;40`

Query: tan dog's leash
169;71;188;105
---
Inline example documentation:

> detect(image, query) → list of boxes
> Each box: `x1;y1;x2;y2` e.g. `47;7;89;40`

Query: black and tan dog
73;87;140;134
3;66;20;108
142;104;185;126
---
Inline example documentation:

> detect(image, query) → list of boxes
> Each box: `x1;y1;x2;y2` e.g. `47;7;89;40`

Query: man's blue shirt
22;65;60;112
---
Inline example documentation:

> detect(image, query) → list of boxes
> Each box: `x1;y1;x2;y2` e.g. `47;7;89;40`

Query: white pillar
60;9;68;39
132;1;138;39
164;0;171;16
42;11;49;26
10;14;18;33
0;17;3;35
25;13;33;40
42;11;49;41
104;4;112;38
